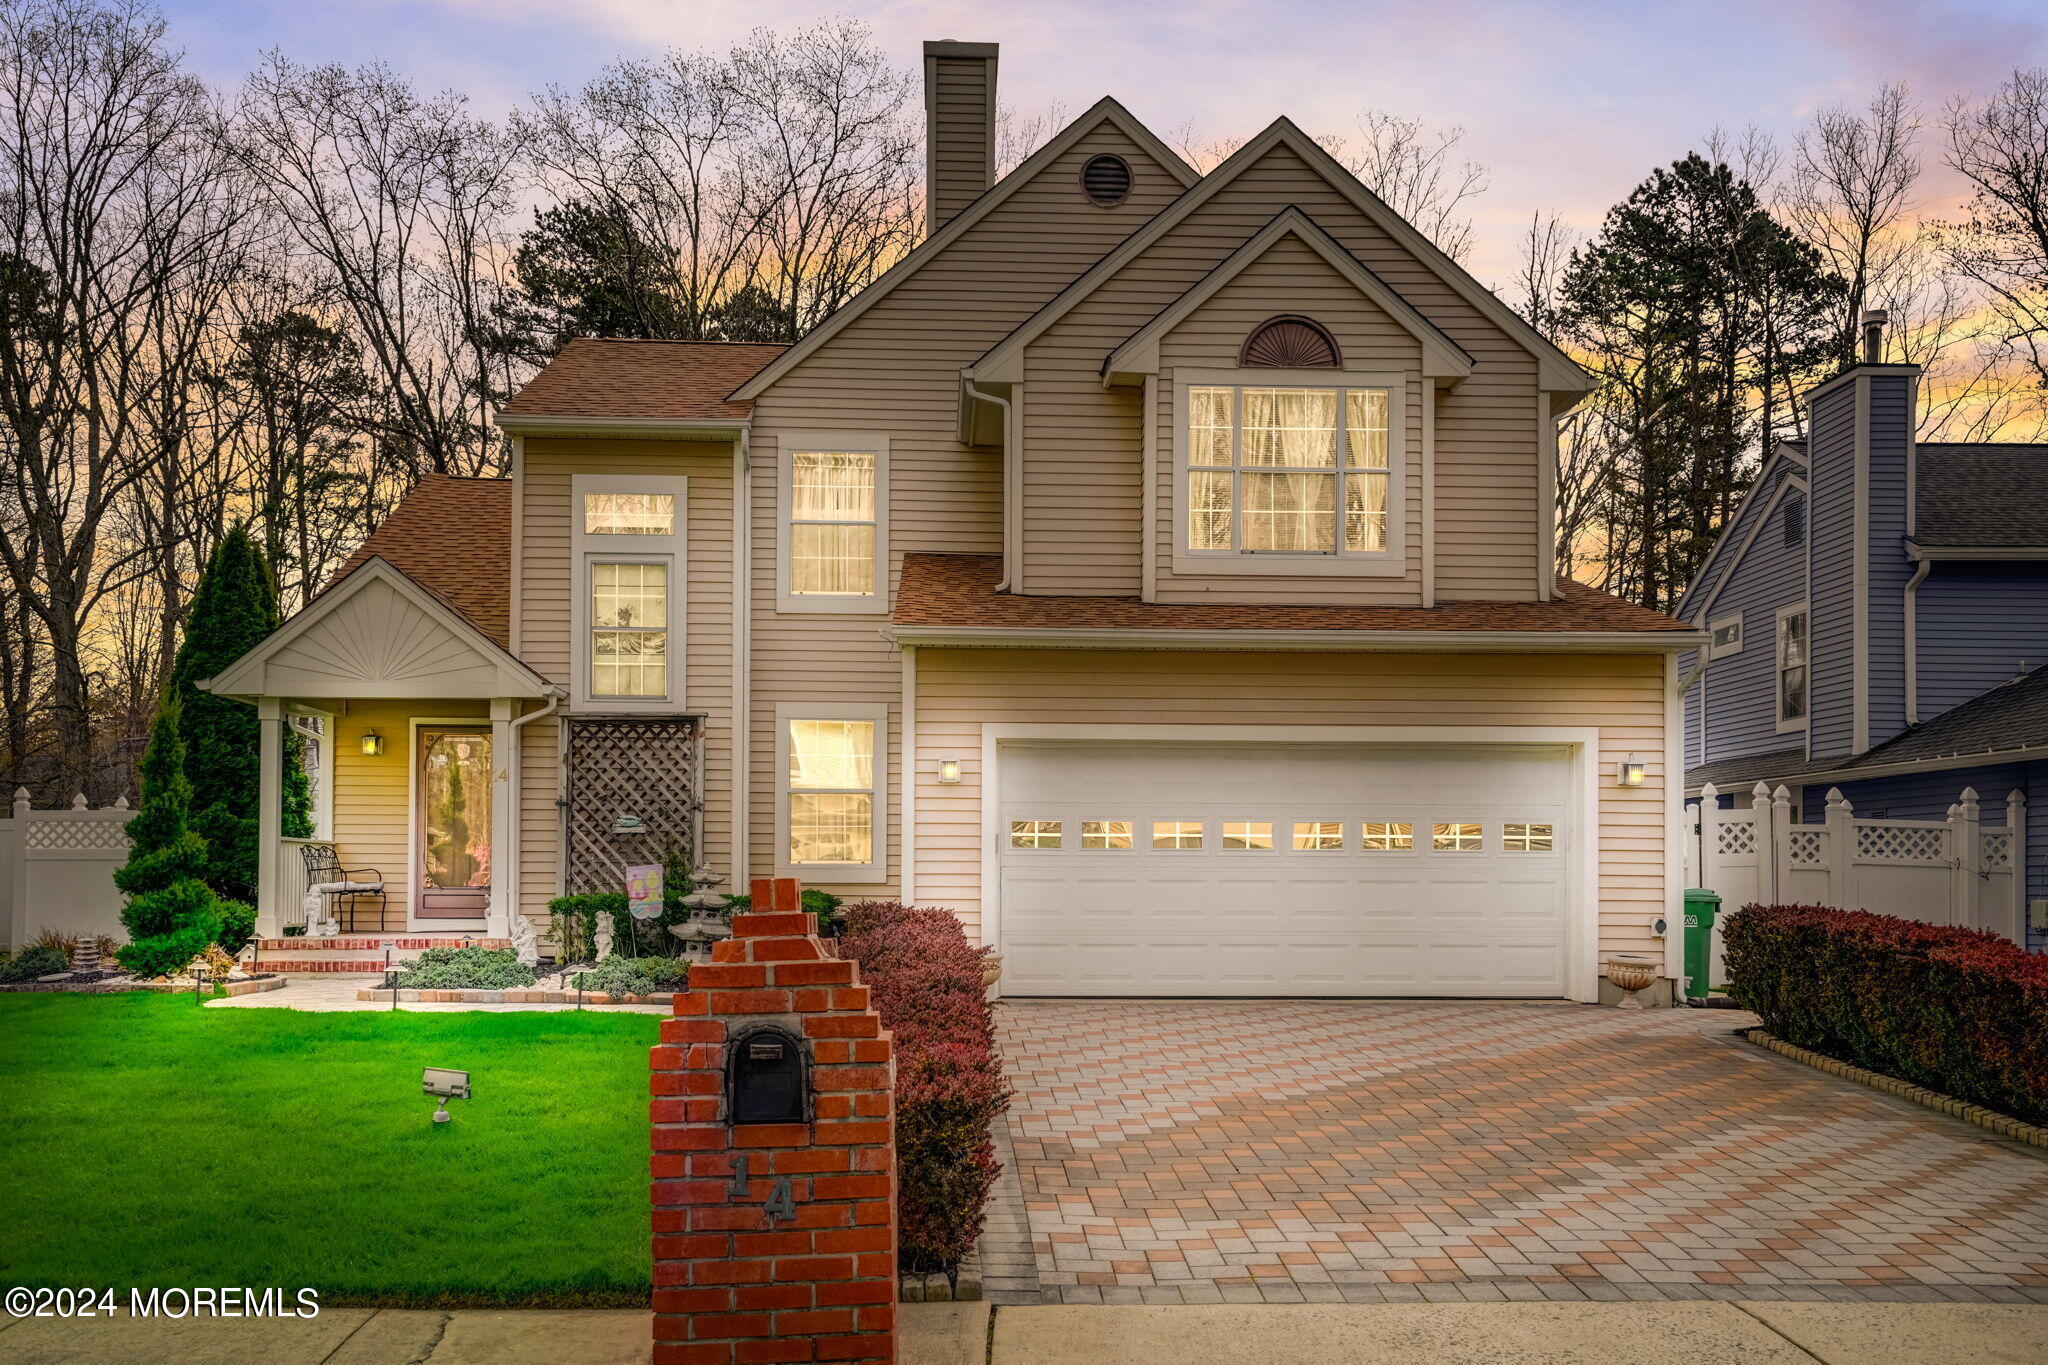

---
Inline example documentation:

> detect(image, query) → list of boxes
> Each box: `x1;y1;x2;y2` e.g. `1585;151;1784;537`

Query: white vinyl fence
1;788;131;952
1684;781;2025;989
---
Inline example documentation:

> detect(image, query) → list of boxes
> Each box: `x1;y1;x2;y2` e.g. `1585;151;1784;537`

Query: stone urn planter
980;953;1003;989
1606;953;1661;1010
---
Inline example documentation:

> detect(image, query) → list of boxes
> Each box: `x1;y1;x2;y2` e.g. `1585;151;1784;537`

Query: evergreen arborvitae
170;526;283;905
115;701;225;978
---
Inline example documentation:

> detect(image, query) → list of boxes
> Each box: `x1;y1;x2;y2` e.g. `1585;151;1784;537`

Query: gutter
506;689;566;939
732;428;752;889
1903;558;1931;724
1905;542;2048;562
495;415;750;441
886;624;1710;654
963;378;1017;592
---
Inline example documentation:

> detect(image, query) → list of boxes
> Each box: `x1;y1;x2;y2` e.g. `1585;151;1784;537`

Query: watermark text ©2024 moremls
6;1286;321;1319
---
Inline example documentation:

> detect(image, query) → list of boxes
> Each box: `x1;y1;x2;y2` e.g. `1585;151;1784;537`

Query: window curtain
791;452;876;594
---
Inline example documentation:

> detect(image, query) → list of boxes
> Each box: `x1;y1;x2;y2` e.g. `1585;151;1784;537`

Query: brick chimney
923;40;998;231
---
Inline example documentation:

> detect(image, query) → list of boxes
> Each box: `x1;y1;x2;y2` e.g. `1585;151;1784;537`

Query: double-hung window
1776;606;1809;729
780;435;888;612
776;703;886;882
572;476;684;708
1177;371;1403;576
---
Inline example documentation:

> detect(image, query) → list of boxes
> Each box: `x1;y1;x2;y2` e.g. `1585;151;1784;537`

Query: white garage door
996;741;1574;997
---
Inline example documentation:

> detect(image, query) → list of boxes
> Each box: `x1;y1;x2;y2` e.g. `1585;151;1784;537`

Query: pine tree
115;702;226;978
169;526;283;904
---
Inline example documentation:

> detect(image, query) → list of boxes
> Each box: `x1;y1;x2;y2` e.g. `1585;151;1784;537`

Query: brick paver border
1746;1029;2048;1153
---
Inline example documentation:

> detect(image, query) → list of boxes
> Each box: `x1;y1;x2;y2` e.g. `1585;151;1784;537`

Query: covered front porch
204;557;559;953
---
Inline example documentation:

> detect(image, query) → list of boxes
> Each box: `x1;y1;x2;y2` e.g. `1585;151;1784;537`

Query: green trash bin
1682;888;1722;999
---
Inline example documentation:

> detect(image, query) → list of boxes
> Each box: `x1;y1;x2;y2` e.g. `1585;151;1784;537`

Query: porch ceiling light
359;730;385;757
1617;754;1646;787
937;758;962;785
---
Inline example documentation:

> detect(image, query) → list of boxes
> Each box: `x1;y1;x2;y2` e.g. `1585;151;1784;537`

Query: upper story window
572;474;685;709
1777;606;1809;729
1177;372;1403;576
779;434;888;613
1707;614;1742;659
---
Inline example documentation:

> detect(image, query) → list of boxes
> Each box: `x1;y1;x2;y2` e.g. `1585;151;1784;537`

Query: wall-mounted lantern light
360;730;385;757
1617;754;1646;787
937;758;962;785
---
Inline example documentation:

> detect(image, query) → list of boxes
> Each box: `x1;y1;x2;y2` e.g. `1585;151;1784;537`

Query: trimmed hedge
835;901;1010;1281
1724;903;2048;1127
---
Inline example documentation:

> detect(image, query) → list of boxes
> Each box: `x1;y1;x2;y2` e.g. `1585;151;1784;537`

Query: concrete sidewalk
3;1301;2045;1363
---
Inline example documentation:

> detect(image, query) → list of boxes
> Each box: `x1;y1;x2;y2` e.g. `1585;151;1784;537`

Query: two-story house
209;40;1704;1001
1680;318;2048;950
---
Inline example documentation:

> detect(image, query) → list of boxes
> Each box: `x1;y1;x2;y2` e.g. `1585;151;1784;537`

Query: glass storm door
417;727;491;919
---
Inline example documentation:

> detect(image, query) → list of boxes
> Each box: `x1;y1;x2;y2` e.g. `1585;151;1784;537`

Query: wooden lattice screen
562;716;703;895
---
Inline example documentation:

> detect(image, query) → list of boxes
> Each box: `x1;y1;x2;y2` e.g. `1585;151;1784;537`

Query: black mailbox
727;1025;809;1125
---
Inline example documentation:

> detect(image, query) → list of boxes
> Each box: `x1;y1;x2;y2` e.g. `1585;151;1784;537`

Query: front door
417;726;491;919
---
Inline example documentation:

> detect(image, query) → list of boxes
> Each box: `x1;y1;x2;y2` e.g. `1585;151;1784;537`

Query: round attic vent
1080;154;1133;207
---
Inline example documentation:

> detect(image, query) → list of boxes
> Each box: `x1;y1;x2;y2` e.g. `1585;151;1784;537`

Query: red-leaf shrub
836;901;1011;1279
1723;903;2048;1126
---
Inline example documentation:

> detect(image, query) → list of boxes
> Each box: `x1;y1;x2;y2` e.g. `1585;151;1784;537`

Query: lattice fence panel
1982;830;2014;869
1715;820;1756;856
1855;823;1948;863
23;818;130;852
1787;829;1826;866
563;717;702;895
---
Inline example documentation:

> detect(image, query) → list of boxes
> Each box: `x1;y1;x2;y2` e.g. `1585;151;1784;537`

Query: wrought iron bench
299;843;386;932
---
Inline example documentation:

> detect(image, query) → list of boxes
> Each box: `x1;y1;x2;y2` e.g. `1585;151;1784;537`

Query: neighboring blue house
1677;322;2048;950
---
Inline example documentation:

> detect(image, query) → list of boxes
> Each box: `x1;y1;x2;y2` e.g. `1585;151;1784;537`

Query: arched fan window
1238;314;1342;369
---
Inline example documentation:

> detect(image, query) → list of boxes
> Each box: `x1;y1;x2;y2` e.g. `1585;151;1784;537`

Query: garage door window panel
1504;822;1554;852
1010;820;1062;849
1153;821;1204;850
1292;821;1344;851
1362;821;1414;851
1432;822;1483;852
1223;821;1273;850
1081;821;1134;849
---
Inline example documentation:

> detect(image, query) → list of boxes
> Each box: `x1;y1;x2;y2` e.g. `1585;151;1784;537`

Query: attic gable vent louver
1080;154;1133;206
1238;314;1343;369
1783;494;1805;547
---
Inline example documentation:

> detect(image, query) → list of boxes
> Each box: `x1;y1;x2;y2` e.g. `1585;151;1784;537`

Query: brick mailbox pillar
652;877;897;1364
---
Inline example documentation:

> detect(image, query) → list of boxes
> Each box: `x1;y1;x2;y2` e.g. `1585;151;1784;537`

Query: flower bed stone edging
132;975;287;997
352;986;676;1005
1744;1027;2048;1151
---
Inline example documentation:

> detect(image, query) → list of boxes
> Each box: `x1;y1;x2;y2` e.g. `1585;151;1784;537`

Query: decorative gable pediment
205;558;550;701
1100;209;1474;387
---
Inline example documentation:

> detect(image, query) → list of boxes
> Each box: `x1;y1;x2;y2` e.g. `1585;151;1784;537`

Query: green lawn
0;993;661;1306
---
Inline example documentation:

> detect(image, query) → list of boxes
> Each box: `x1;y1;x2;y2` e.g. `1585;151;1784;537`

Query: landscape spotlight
422;1067;471;1124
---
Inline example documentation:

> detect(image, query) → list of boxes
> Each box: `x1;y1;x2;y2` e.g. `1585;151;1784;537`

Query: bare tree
1784;85;1921;366
1325;111;1489;262
1940;68;2048;422
236;54;521;478
996;101;1068;177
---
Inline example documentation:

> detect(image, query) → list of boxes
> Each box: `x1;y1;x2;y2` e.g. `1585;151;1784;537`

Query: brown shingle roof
499;339;787;422
893;553;1695;635
323;475;511;647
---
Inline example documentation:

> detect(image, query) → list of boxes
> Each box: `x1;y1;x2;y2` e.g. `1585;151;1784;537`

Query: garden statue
69;936;100;974
669;867;732;961
301;885;342;937
508;909;539;966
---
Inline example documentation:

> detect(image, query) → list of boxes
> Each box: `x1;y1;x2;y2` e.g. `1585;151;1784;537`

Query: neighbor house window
1777;607;1809;728
781;435;887;611
572;476;684;707
1432;822;1482;852
1182;380;1397;565
777;705;886;881
590;562;668;697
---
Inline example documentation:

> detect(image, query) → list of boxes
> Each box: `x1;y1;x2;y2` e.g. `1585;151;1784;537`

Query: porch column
489;698;515;941
256;698;283;938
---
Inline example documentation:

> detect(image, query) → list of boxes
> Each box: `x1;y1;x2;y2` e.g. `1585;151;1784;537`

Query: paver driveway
987;1000;2048;1306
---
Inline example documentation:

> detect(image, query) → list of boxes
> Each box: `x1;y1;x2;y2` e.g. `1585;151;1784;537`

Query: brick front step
254;936;509;952
259;961;402;975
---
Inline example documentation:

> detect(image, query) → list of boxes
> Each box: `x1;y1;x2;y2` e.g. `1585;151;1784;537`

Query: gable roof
971;118;1592;396
893;553;1696;647
730;99;1200;402
206;556;549;701
500;339;785;427
1100;207;1473;386
1914;443;2048;548
1674;438;1809;618
324;474;511;647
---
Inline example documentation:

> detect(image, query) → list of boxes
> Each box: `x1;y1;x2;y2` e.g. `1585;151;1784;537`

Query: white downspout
506;689;564;946
1904;558;1930;725
732;430;752;890
966;378;1016;591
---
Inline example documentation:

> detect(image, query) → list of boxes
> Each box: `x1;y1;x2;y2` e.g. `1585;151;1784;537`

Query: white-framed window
1173;369;1405;577
1707;613;1743;659
775;702;887;883
778;433;888;613
1776;605;1809;730
571;474;685;709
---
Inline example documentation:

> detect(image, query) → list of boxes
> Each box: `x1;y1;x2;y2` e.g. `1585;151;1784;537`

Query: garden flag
626;864;662;920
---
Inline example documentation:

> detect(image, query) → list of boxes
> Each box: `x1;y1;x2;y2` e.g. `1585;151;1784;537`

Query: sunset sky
158;0;2048;286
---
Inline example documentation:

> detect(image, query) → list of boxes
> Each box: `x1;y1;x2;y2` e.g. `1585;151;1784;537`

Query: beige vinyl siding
518;437;737;918
745;123;1187;895
1021;141;1543;603
908;649;1668;956
329;699;489;929
926;53;994;227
